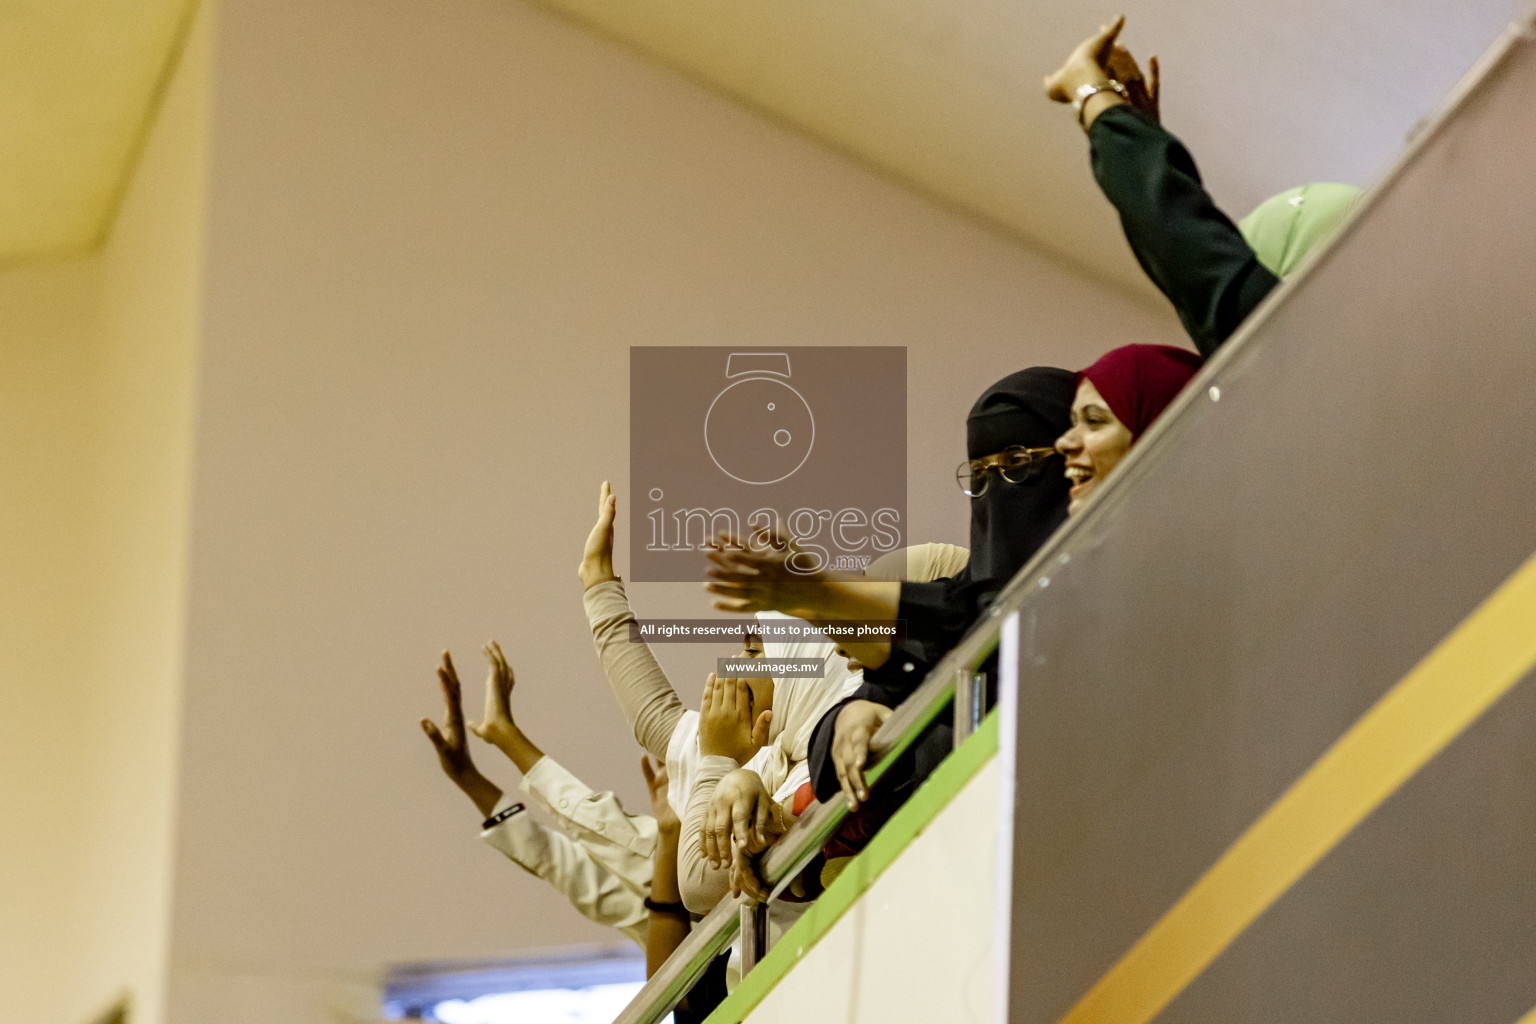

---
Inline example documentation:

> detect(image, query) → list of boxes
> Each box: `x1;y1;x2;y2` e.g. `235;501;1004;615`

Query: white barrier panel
746;758;1001;1024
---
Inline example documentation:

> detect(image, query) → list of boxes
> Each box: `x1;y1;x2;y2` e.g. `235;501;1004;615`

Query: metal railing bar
763;796;846;902
739;903;769;974
954;669;986;746
610;897;741;1024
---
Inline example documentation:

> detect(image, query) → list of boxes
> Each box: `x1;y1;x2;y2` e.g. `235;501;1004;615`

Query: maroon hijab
1079;344;1203;440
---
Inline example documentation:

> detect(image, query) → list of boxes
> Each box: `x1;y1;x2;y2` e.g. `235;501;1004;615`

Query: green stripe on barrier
703;711;1000;1024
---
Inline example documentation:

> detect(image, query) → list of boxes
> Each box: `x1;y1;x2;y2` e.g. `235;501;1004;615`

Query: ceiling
0;0;198;263
0;0;1524;287
525;0;1525;296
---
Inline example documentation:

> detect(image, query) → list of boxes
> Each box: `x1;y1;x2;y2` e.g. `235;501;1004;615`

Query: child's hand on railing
702;769;786;869
729;835;773;903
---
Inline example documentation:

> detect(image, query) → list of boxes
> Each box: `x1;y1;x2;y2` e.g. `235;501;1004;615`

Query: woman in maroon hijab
1055;343;1202;514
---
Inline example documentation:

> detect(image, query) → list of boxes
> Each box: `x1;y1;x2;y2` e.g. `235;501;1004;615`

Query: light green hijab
1238;182;1362;278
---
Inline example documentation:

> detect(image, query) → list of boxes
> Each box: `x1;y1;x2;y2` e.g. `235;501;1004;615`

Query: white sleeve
522;756;658;864
479;795;649;947
771;759;811;805
665;710;701;817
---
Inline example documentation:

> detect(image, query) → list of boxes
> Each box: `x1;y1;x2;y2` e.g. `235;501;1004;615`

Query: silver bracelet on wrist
1072;79;1129;128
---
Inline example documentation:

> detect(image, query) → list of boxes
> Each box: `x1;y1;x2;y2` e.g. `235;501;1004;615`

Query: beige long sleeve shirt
583;578;685;762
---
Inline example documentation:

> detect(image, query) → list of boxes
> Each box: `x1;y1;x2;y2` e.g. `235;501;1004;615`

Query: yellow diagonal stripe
1057;550;1536;1024
1516;1003;1536;1024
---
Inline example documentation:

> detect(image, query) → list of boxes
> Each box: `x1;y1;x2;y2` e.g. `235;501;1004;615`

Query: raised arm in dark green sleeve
1087;104;1280;358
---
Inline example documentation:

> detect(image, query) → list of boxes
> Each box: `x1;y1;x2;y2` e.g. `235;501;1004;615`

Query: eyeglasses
955;446;1059;497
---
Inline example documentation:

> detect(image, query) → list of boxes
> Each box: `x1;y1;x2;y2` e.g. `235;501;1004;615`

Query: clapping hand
423;651;478;783
1043;17;1160;127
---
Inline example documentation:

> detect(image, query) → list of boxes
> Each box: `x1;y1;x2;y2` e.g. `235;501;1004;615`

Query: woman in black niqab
960;366;1077;582
805;366;1076;803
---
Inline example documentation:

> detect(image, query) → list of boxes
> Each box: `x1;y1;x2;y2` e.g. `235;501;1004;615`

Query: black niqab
963;366;1076;584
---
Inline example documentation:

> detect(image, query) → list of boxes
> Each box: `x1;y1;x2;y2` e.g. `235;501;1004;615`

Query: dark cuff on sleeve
482;802;526;829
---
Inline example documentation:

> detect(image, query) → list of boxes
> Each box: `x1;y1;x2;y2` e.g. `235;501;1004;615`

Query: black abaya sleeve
808;670;929;802
857;572;999;699
808;694;858;802
1087;105;1280;358
808;573;997;801
806;682;959;804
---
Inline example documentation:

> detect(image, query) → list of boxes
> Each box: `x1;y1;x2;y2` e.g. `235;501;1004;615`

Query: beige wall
0;7;209;1024
0;256;110;1024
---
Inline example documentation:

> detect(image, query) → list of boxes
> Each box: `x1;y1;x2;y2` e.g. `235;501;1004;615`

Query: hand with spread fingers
421;651;503;817
831;699;893;812
701;768;787;870
466;640;546;774
698;673;772;766
578;480;619;589
703;527;901;669
702;525;833;620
